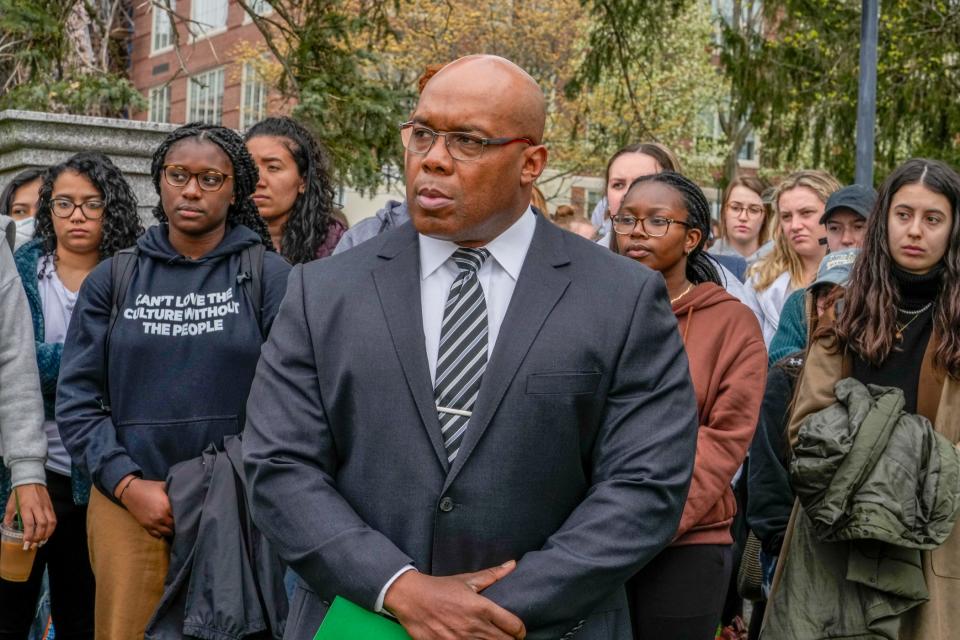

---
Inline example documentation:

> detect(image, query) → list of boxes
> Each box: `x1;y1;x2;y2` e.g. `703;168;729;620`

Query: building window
190;0;228;38
151;0;176;53
240;63;268;130
244;0;272;21
148;85;172;123
187;68;224;125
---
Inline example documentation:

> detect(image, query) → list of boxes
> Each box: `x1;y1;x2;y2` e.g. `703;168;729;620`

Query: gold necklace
895;303;933;341
670;284;694;305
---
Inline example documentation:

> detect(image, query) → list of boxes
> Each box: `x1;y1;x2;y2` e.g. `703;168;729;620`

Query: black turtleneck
850;265;942;414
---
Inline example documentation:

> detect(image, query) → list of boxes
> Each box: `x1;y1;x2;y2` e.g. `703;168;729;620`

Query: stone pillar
0;110;176;224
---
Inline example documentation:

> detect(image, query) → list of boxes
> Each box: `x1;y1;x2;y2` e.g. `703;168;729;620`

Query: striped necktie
435;247;490;464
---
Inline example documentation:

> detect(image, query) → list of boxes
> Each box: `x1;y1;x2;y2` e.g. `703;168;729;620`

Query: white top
37;261;78;476
376;207;537;612
745;270;795;346
418;207;537;383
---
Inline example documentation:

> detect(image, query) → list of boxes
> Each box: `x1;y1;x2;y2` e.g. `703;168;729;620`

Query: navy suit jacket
243;213;699;639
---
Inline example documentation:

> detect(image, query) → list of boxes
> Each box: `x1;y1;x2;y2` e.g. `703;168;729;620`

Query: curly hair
825;158;960;378
0;167;45;218
620;171;722;287
151;122;272;248
243;117;338;264
33;152;143;276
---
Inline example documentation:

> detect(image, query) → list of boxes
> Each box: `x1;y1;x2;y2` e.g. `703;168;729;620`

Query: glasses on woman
51;198;105;220
162;165;233;192
399;122;533;162
727;203;765;218
612;214;691;238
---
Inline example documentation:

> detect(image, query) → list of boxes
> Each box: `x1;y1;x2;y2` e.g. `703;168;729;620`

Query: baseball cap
809;248;860;290
820;184;878;224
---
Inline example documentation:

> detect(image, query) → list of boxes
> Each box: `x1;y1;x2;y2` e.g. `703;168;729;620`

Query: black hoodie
57;224;291;500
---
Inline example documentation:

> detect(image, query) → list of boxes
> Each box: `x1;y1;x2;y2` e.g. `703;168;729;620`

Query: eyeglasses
51;198;105;220
162;165;233;192
612;214;691;237
727;203;765;218
399;122;534;162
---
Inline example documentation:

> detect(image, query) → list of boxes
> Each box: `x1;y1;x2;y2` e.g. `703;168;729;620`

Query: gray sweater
0;215;46;487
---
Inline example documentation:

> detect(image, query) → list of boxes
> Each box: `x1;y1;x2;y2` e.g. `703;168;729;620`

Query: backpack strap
238;244;265;339
101;246;139;413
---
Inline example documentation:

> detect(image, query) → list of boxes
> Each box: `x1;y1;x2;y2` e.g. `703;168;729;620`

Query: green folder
313;596;412;639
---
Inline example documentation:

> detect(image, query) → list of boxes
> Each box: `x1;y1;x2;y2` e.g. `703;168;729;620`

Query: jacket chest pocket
526;372;602;395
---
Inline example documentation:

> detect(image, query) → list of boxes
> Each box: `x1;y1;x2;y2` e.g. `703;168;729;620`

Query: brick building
129;0;284;130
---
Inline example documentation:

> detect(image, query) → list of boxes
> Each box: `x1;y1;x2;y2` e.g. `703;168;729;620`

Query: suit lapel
443;216;571;489
373;225;450;471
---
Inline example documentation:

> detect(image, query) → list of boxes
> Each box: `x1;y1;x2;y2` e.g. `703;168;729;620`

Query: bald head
422;55;546;143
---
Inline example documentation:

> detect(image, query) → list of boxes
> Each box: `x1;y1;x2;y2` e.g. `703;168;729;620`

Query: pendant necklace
895;302;933;341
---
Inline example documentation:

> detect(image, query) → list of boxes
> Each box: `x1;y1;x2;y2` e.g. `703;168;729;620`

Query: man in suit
243;55;699;640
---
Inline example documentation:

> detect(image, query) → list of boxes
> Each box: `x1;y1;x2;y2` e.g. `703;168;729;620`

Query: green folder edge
313;596;412;640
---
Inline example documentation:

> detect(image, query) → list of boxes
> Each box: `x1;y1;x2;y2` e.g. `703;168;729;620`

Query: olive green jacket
763;378;960;639
764;334;960;640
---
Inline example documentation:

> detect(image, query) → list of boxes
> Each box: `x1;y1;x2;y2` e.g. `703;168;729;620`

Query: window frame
189;0;229;41
239;62;268;131
147;84;173;123
187;67;225;125
150;0;177;55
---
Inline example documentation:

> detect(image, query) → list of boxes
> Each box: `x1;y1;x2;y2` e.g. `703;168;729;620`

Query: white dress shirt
375;206;537;612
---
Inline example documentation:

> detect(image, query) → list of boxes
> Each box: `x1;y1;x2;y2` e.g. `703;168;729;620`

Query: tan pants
87;487;169;640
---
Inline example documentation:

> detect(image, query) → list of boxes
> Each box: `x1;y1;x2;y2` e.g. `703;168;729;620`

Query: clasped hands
384;560;526;640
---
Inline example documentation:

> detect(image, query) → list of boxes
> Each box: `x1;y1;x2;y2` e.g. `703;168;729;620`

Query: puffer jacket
762;378;960;640
792;378;960;548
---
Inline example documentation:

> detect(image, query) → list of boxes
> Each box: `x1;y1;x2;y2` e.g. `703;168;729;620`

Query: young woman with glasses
244;116;347;262
765;159;960;640
611;172;767;640
745;170;840;345
711;175;772;266
1;152;142;639
55;124;291;638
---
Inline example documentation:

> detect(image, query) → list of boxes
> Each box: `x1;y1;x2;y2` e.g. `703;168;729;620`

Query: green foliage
244;0;412;193
1;75;147;116
721;0;960;182
559;1;724;182
0;0;144;117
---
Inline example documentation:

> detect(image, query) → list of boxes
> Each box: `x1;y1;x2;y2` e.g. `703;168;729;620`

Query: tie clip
437;406;472;417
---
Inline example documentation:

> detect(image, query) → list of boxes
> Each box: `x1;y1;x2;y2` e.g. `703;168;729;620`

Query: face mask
13;217;35;249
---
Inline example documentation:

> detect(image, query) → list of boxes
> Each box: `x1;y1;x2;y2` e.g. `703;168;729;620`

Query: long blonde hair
748;170;840;292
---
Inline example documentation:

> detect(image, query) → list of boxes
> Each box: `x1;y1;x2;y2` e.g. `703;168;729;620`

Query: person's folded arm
243;264;413;610
482;273;699;638
55;259;140;502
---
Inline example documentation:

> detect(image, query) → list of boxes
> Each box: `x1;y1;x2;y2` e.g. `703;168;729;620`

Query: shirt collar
419;206;536;281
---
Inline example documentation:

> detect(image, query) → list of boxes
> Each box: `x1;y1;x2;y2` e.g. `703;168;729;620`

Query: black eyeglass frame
50;198;106;220
162;165;234;193
399;121;535;161
611;214;692;238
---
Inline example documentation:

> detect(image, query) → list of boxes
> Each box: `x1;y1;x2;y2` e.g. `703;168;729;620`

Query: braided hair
34;152;144;276
150;123;272;248
624;171;722;286
244;116;338;264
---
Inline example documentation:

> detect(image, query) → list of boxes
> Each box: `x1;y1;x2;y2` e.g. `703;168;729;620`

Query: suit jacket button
439;497;454;512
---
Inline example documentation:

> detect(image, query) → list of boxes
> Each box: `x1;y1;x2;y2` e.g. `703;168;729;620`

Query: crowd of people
0;54;957;640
